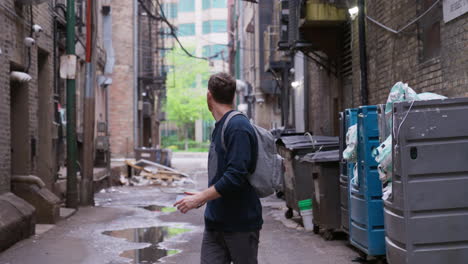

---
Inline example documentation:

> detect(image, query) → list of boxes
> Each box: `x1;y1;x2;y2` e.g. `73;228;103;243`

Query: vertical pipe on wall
66;0;78;209
133;0;139;152
81;0;96;206
358;0;369;105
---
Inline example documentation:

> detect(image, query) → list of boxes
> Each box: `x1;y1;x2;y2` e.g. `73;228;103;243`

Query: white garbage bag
343;124;358;162
350;163;359;187
373;135;393;182
382;182;392;201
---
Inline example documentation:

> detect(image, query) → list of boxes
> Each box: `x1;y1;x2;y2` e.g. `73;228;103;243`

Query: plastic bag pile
343;124;358;185
372;82;446;200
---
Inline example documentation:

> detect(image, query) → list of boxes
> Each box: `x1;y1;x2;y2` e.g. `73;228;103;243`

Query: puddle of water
103;226;190;264
140;205;177;213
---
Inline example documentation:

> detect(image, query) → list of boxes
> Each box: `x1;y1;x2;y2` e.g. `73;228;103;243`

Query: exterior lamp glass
348;6;359;20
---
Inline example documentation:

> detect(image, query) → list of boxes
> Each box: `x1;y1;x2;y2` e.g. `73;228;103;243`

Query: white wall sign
443;0;468;22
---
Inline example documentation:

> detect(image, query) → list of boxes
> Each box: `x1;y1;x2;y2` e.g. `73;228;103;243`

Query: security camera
24;37;36;47
32;24;43;37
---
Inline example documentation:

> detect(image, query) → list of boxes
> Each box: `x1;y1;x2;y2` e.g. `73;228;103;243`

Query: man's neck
212;104;234;122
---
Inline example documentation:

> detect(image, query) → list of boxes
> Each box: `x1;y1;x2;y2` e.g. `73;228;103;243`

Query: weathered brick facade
0;1;55;193
356;1;467;106
0;0;111;251
109;0;135;158
309;1;467;136
0;0;57;251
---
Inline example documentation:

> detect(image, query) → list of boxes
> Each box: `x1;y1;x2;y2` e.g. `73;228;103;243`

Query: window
212;44;228;58
202;45;211;57
202;21;211;34
161;27;172;39
202;0;211;9
212;20;227;33
179;0;195;12
203;0;226;9
212;0;226;8
419;0;441;61
202;44;228;59
163;3;178;19
202;20;227;34
178;23;195;36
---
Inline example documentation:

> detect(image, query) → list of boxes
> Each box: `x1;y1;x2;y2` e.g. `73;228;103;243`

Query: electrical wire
155;0;224;61
394;100;416;145
366;0;441;34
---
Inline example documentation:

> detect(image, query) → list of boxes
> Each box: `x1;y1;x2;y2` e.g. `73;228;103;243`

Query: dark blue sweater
205;111;263;232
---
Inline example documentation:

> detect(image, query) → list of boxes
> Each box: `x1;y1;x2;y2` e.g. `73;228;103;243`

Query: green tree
164;46;213;148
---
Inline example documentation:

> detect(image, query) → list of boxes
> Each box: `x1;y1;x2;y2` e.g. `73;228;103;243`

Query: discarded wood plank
144;173;181;181
134;159;188;177
125;160;148;172
157;170;184;176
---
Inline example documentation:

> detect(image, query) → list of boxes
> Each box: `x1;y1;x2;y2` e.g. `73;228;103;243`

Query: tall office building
161;0;229;142
162;0;229;73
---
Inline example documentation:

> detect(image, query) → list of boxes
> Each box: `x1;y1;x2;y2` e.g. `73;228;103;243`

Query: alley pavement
0;152;359;264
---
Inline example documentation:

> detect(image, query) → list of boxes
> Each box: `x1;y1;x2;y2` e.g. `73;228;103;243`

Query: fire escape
137;0;167;147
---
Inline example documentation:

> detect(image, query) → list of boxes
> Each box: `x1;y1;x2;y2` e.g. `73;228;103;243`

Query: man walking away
174;72;262;264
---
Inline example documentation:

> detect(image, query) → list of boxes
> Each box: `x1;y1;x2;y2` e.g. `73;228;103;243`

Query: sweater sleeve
214;128;254;197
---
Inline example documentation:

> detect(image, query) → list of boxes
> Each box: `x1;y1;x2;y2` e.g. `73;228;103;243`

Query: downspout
133;0;139;152
66;0;79;209
303;59;309;132
81;0;96;206
12;175;46;189
102;3;115;178
358;0;369;105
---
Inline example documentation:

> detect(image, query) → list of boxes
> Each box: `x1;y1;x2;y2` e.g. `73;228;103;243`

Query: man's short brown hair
208;72;236;105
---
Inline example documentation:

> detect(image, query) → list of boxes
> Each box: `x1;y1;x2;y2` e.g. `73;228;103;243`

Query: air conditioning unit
143;102;153;118
16;0;50;5
95;136;110;151
264;26;280;70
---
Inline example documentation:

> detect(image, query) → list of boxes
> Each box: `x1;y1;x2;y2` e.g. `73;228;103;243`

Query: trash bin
276;135;339;219
339;109;358;234
385;98;468;264
301;149;341;239
349;106;386;257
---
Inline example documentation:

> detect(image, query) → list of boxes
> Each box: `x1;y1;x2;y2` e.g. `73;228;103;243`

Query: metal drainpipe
358;0;369;106
303;59;309;131
133;0;139;153
66;0;79;209
81;0;96;206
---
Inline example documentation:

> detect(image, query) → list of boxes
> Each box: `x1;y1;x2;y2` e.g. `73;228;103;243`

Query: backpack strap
221;110;246;151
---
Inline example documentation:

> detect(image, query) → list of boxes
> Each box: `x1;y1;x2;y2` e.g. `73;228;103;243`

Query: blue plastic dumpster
339;109;358;234
349;105;386;257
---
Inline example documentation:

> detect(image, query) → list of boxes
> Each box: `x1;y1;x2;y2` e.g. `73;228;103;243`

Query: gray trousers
200;230;260;264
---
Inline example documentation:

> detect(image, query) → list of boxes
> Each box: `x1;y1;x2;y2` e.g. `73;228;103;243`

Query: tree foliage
164;46;213;129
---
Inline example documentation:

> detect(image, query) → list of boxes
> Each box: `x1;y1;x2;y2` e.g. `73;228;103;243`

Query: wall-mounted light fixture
348;6;359;20
291;81;302;89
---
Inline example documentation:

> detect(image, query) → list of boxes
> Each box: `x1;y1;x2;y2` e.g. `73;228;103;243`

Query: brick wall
109;0;135;158
0;1;57;193
362;1;468;105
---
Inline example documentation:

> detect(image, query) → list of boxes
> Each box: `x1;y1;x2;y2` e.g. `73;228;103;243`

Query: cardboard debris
125;159;188;186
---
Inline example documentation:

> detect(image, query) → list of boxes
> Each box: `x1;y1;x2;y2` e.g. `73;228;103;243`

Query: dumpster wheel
323;230;335;240
313;224;320;234
285;208;293;219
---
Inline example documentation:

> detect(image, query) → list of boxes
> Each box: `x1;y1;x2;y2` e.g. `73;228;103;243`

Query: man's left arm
175;128;254;213
174;187;220;214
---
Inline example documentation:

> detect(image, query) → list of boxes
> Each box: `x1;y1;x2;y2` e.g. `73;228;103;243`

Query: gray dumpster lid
301;150;340;163
276;135;339;150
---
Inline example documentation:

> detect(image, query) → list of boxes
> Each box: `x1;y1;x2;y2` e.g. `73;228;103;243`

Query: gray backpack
221;111;282;198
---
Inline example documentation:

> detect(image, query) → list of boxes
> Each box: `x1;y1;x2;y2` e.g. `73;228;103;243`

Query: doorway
10;66;30;175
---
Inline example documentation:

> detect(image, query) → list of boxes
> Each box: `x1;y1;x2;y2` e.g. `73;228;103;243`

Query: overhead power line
155;0;225;61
